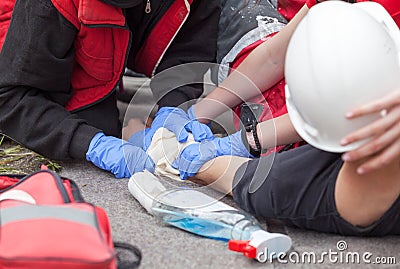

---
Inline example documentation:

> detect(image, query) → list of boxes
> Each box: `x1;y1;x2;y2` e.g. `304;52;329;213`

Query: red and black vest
0;0;193;111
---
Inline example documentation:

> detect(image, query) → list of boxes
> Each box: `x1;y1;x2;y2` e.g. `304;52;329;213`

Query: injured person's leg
192;145;400;236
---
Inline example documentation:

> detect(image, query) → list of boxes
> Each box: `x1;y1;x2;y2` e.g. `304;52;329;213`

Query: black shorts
232;145;400;236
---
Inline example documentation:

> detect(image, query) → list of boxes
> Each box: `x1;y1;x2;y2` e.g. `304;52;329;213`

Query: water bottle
128;170;291;262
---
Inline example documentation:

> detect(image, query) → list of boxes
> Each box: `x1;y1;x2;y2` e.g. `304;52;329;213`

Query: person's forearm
0;86;100;160
191;156;250;195
257;113;303;149
190;114;302;192
194;5;310;123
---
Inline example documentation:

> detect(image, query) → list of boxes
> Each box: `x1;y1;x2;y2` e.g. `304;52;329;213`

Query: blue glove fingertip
171;159;179;170
189;121;214;142
155;106;171;117
204;126;214;140
187;105;197;120
187;106;214;142
144;127;157;151
128;128;150;149
177;129;189;143
145;157;155;173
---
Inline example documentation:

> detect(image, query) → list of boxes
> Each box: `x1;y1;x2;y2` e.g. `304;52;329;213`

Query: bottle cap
228;240;256;258
228;230;291;262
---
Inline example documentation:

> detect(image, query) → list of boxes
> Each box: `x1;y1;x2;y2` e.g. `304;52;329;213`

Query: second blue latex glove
128;128;150;149
86;133;155;178
143;107;214;150
173;131;252;180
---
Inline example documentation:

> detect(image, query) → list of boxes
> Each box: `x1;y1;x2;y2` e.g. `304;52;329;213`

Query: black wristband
241;122;261;157
240;103;264;157
251;123;262;157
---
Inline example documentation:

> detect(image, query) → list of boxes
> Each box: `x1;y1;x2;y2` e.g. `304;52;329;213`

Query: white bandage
146;128;196;181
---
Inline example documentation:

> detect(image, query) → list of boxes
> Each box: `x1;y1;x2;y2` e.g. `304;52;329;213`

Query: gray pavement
59;160;400;269
61;74;399;268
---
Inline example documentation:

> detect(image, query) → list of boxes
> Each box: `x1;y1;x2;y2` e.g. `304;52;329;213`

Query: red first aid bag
0;169;141;269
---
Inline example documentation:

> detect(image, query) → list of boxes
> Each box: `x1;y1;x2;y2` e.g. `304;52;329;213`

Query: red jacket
0;0;219;161
0;0;193;111
277;0;305;21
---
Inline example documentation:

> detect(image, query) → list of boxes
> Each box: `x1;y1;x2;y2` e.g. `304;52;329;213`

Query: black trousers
233;145;400;236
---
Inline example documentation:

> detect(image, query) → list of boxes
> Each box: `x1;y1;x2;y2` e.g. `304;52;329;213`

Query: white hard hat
285;1;400;153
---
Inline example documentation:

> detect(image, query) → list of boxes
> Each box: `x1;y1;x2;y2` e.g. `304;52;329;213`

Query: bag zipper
0;171;71;203
145;0;151;13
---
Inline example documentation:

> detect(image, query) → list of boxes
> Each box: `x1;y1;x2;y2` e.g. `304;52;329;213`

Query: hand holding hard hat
341;89;400;174
285;1;400;154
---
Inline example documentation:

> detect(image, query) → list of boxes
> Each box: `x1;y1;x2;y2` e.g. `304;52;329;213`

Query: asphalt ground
59;159;400;269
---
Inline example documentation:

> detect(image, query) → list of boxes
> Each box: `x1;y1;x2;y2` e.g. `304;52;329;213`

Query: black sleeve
152;0;221;108
0;0;101;160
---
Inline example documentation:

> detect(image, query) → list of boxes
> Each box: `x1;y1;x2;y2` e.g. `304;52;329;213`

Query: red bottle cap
228;240;257;259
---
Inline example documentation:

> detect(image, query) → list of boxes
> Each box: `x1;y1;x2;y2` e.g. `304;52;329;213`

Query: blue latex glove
173;131;252;180
86;133;155;178
128;128;150;149
143;107;214;150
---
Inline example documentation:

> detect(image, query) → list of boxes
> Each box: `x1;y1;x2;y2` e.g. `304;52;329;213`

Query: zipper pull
145;0;151;13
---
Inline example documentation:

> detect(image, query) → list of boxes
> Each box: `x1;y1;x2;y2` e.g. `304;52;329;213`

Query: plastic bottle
128;170;292;262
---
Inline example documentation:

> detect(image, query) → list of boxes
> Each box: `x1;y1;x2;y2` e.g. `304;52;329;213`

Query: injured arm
256;113;302;150
190;156;250;196
193;5;310;123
